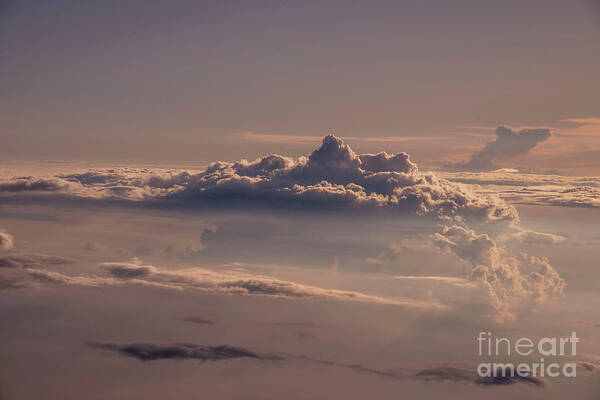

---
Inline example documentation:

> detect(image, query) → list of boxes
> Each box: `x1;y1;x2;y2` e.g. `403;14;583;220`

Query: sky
1;0;600;168
1;2;600;399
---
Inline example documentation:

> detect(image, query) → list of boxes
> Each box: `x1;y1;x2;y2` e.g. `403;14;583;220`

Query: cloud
0;136;518;224
0;252;110;290
89;341;544;388
0;177;73;192
575;361;600;373
180;316;215;325
392;275;477;288
450;126;551;171
1;256;444;309
432;225;565;320
0;267;114;290
100;262;157;278
89;342;281;362
439;170;600;208
300;357;545;387
503;228;566;245
0;137;566;318
0;253;74;269
0;229;13;251
416;366;545;387
98;259;445;309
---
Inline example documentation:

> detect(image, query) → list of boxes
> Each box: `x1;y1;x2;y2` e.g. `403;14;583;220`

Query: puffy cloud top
172;135;517;222
432;225;565;320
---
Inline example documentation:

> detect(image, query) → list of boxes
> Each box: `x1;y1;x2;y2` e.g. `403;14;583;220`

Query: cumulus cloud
0;229;13;251
89;342;281;361
0;137;568;318
432;225;565;320
450;126;551;171
0;136;518;223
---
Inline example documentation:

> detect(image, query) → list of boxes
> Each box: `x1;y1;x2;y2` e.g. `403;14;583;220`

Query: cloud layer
439;170;600;208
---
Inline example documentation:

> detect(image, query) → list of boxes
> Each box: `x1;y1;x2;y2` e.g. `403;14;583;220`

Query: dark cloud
416;367;545;387
302;357;545;388
451;126;551;171
88;341;544;388
99;262;156;278
180;316;215;325
88;342;281;362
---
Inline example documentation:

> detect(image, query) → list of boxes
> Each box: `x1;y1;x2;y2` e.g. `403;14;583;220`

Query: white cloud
432;225;565;321
0;229;14;251
0;136;519;224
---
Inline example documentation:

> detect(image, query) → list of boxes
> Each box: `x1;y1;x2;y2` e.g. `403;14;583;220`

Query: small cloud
180;316;215;325
0;229;14;251
99;260;157;278
449;126;551;171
